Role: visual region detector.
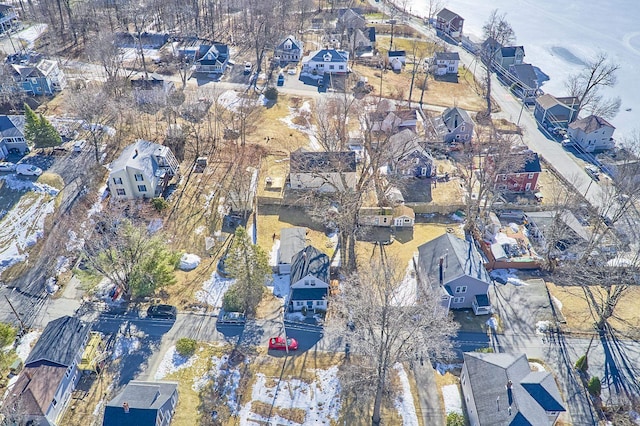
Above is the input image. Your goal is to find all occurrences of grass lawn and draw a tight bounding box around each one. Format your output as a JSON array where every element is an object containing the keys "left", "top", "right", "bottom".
[{"left": 60, "top": 372, "right": 115, "bottom": 426}]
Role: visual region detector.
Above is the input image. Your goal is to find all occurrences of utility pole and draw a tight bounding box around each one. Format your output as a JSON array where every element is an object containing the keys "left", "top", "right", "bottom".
[{"left": 5, "top": 295, "right": 27, "bottom": 333}]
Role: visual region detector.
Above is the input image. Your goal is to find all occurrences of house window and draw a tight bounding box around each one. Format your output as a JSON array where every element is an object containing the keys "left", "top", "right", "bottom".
[
  {"left": 453, "top": 297, "right": 465, "bottom": 304},
  {"left": 528, "top": 173, "right": 534, "bottom": 179},
  {"left": 134, "top": 174, "right": 144, "bottom": 181},
  {"left": 157, "top": 409, "right": 165, "bottom": 424},
  {"left": 116, "top": 188, "right": 126, "bottom": 196},
  {"left": 455, "top": 286, "right": 467, "bottom": 293},
  {"left": 404, "top": 218, "right": 411, "bottom": 223},
  {"left": 52, "top": 399, "right": 58, "bottom": 407},
  {"left": 113, "top": 177, "right": 123, "bottom": 185},
  {"left": 460, "top": 125, "right": 465, "bottom": 132},
  {"left": 137, "top": 184, "right": 147, "bottom": 192},
  {"left": 296, "top": 301, "right": 303, "bottom": 306},
  {"left": 316, "top": 301, "right": 323, "bottom": 306},
  {"left": 339, "top": 65, "right": 344, "bottom": 70},
  {"left": 329, "top": 65, "right": 335, "bottom": 70},
  {"left": 463, "top": 134, "right": 469, "bottom": 141}
]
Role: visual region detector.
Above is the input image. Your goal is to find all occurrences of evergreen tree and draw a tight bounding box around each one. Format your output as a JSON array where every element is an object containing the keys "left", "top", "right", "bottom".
[{"left": 23, "top": 104, "right": 62, "bottom": 148}]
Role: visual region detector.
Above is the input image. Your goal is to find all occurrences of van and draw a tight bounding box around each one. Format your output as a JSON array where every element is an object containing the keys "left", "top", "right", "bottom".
[{"left": 73, "top": 139, "right": 86, "bottom": 152}]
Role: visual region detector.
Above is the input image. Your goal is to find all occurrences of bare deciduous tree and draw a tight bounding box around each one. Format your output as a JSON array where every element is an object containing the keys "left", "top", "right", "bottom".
[{"left": 566, "top": 52, "right": 621, "bottom": 120}]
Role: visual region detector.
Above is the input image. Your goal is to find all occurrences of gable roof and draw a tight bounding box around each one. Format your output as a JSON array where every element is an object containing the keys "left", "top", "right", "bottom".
[
  {"left": 434, "top": 51, "right": 460, "bottom": 61},
  {"left": 109, "top": 139, "right": 173, "bottom": 179},
  {"left": 509, "top": 63, "right": 538, "bottom": 90},
  {"left": 437, "top": 8, "right": 462, "bottom": 22},
  {"left": 568, "top": 114, "right": 615, "bottom": 133},
  {"left": 197, "top": 43, "right": 229, "bottom": 65},
  {"left": 0, "top": 115, "right": 25, "bottom": 139},
  {"left": 500, "top": 46, "right": 524, "bottom": 58},
  {"left": 388, "top": 50, "right": 406, "bottom": 57},
  {"left": 417, "top": 233, "right": 491, "bottom": 286},
  {"left": 392, "top": 204, "right": 415, "bottom": 220},
  {"left": 463, "top": 352, "right": 565, "bottom": 425},
  {"left": 535, "top": 94, "right": 579, "bottom": 111},
  {"left": 308, "top": 49, "right": 349, "bottom": 63},
  {"left": 291, "top": 287, "right": 328, "bottom": 301},
  {"left": 277, "top": 35, "right": 303, "bottom": 51},
  {"left": 290, "top": 149, "right": 356, "bottom": 173},
  {"left": 4, "top": 365, "right": 67, "bottom": 417},
  {"left": 290, "top": 245, "right": 330, "bottom": 285},
  {"left": 26, "top": 316, "right": 90, "bottom": 368},
  {"left": 442, "top": 107, "right": 472, "bottom": 131},
  {"left": 279, "top": 227, "right": 308, "bottom": 265},
  {"left": 103, "top": 381, "right": 178, "bottom": 426}
]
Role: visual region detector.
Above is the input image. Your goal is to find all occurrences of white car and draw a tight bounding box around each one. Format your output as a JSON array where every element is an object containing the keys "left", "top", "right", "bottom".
[
  {"left": 16, "top": 164, "right": 43, "bottom": 176},
  {"left": 0, "top": 162, "right": 16, "bottom": 172},
  {"left": 287, "top": 67, "right": 297, "bottom": 75},
  {"left": 244, "top": 62, "right": 252, "bottom": 74},
  {"left": 73, "top": 139, "right": 87, "bottom": 152}
]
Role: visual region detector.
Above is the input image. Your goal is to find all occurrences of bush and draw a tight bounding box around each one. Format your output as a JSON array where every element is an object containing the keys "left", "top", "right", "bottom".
[
  {"left": 151, "top": 197, "right": 169, "bottom": 212},
  {"left": 587, "top": 376, "right": 601, "bottom": 397},
  {"left": 175, "top": 338, "right": 197, "bottom": 357},
  {"left": 222, "top": 284, "right": 243, "bottom": 313},
  {"left": 575, "top": 355, "right": 588, "bottom": 373},
  {"left": 475, "top": 347, "right": 494, "bottom": 353},
  {"left": 446, "top": 412, "right": 465, "bottom": 426},
  {"left": 264, "top": 87, "right": 278, "bottom": 102}
]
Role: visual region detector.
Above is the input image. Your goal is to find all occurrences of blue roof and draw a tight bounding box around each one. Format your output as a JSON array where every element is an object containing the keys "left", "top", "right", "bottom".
[
  {"left": 104, "top": 381, "right": 177, "bottom": 426},
  {"left": 309, "top": 49, "right": 348, "bottom": 63},
  {"left": 523, "top": 152, "right": 541, "bottom": 173},
  {"left": 291, "top": 287, "right": 328, "bottom": 301},
  {"left": 501, "top": 46, "right": 524, "bottom": 58},
  {"left": 388, "top": 50, "right": 406, "bottom": 57}
]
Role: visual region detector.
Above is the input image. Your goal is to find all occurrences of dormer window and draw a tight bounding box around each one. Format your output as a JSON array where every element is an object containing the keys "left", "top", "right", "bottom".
[{"left": 323, "top": 53, "right": 332, "bottom": 62}]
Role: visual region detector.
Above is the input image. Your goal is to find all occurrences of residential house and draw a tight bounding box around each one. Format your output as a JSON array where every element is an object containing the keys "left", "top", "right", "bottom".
[
  {"left": 130, "top": 73, "right": 176, "bottom": 105},
  {"left": 194, "top": 43, "right": 229, "bottom": 74},
  {"left": 392, "top": 204, "right": 415, "bottom": 227},
  {"left": 388, "top": 50, "right": 406, "bottom": 71},
  {"left": 0, "top": 3, "right": 19, "bottom": 33},
  {"left": 288, "top": 245, "right": 330, "bottom": 312},
  {"left": 417, "top": 233, "right": 492, "bottom": 315},
  {"left": 494, "top": 150, "right": 542, "bottom": 193},
  {"left": 534, "top": 94, "right": 579, "bottom": 129},
  {"left": 358, "top": 205, "right": 415, "bottom": 228},
  {"left": 429, "top": 106, "right": 474, "bottom": 144},
  {"left": 568, "top": 114, "right": 616, "bottom": 152},
  {"left": 384, "top": 129, "right": 433, "bottom": 178},
  {"left": 347, "top": 27, "right": 376, "bottom": 57},
  {"left": 5, "top": 316, "right": 91, "bottom": 425},
  {"left": 103, "top": 381, "right": 178, "bottom": 426},
  {"left": 301, "top": 49, "right": 349, "bottom": 75},
  {"left": 496, "top": 45, "right": 525, "bottom": 70},
  {"left": 433, "top": 51, "right": 460, "bottom": 76},
  {"left": 0, "top": 114, "right": 28, "bottom": 159},
  {"left": 336, "top": 8, "right": 366, "bottom": 32},
  {"left": 274, "top": 35, "right": 304, "bottom": 64},
  {"left": 524, "top": 210, "right": 592, "bottom": 258},
  {"left": 289, "top": 149, "right": 357, "bottom": 192},
  {"left": 108, "top": 139, "right": 180, "bottom": 200},
  {"left": 461, "top": 352, "right": 565, "bottom": 426},
  {"left": 508, "top": 63, "right": 539, "bottom": 101},
  {"left": 435, "top": 8, "right": 464, "bottom": 38},
  {"left": 369, "top": 107, "right": 423, "bottom": 133},
  {"left": 277, "top": 227, "right": 308, "bottom": 274},
  {"left": 11, "top": 59, "right": 67, "bottom": 96}
]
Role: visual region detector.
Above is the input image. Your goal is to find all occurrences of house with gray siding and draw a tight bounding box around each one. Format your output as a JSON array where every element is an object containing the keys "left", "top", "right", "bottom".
[
  {"left": 428, "top": 107, "right": 474, "bottom": 145},
  {"left": 0, "top": 115, "right": 29, "bottom": 159},
  {"left": 275, "top": 35, "right": 304, "bottom": 64},
  {"left": 103, "top": 380, "right": 178, "bottom": 426},
  {"left": 461, "top": 352, "right": 565, "bottom": 426},
  {"left": 5, "top": 316, "right": 90, "bottom": 425},
  {"left": 534, "top": 94, "right": 579, "bottom": 129},
  {"left": 567, "top": 114, "right": 615, "bottom": 152},
  {"left": 417, "top": 233, "right": 491, "bottom": 315}
]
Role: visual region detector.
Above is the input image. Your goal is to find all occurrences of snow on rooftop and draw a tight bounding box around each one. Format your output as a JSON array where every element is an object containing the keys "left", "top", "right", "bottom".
[
  {"left": 442, "top": 384, "right": 463, "bottom": 415},
  {"left": 16, "top": 330, "right": 42, "bottom": 362},
  {"left": 154, "top": 345, "right": 199, "bottom": 380},
  {"left": 394, "top": 363, "right": 419, "bottom": 425},
  {"left": 239, "top": 366, "right": 341, "bottom": 424},
  {"left": 195, "top": 271, "right": 235, "bottom": 307}
]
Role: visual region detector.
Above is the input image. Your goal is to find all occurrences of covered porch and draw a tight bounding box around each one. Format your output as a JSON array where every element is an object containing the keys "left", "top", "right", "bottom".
[{"left": 472, "top": 294, "right": 491, "bottom": 315}]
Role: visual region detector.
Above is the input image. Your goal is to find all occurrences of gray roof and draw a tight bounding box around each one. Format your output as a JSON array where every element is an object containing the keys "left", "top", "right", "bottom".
[
  {"left": 276, "top": 35, "right": 303, "bottom": 52},
  {"left": 291, "top": 287, "right": 328, "bottom": 301},
  {"left": 290, "top": 149, "right": 356, "bottom": 173},
  {"left": 463, "top": 352, "right": 565, "bottom": 425},
  {"left": 417, "top": 233, "right": 491, "bottom": 285},
  {"left": 437, "top": 8, "right": 462, "bottom": 22},
  {"left": 290, "top": 245, "right": 330, "bottom": 285},
  {"left": 569, "top": 114, "right": 615, "bottom": 133},
  {"left": 279, "top": 227, "right": 308, "bottom": 265},
  {"left": 26, "top": 316, "right": 90, "bottom": 368},
  {"left": 388, "top": 50, "right": 406, "bottom": 57},
  {"left": 501, "top": 46, "right": 524, "bottom": 58},
  {"left": 0, "top": 115, "right": 25, "bottom": 139},
  {"left": 434, "top": 51, "right": 460, "bottom": 61},
  {"left": 109, "top": 139, "right": 170, "bottom": 178},
  {"left": 509, "top": 63, "right": 538, "bottom": 90},
  {"left": 104, "top": 381, "right": 178, "bottom": 426},
  {"left": 442, "top": 107, "right": 472, "bottom": 132}
]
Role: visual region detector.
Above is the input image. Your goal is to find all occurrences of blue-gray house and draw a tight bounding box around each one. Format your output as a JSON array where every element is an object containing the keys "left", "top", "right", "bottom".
[
  {"left": 0, "top": 114, "right": 29, "bottom": 160},
  {"left": 194, "top": 43, "right": 229, "bottom": 74},
  {"left": 5, "top": 316, "right": 90, "bottom": 425},
  {"left": 534, "top": 94, "right": 579, "bottom": 129},
  {"left": 103, "top": 380, "right": 178, "bottom": 426},
  {"left": 10, "top": 59, "right": 67, "bottom": 96}
]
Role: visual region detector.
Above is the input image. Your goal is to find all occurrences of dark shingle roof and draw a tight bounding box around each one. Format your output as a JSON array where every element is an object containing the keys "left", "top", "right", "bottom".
[
  {"left": 103, "top": 381, "right": 178, "bottom": 426},
  {"left": 290, "top": 149, "right": 356, "bottom": 173},
  {"left": 291, "top": 287, "right": 328, "bottom": 301},
  {"left": 501, "top": 46, "right": 524, "bottom": 58},
  {"left": 290, "top": 246, "right": 330, "bottom": 285},
  {"left": 568, "top": 115, "right": 615, "bottom": 133},
  {"left": 509, "top": 63, "right": 538, "bottom": 90},
  {"left": 417, "top": 233, "right": 491, "bottom": 285},
  {"left": 441, "top": 107, "right": 471, "bottom": 132},
  {"left": 463, "top": 352, "right": 565, "bottom": 426},
  {"left": 388, "top": 50, "right": 406, "bottom": 57},
  {"left": 434, "top": 51, "right": 460, "bottom": 61},
  {"left": 437, "top": 8, "right": 461, "bottom": 22},
  {"left": 26, "top": 316, "right": 90, "bottom": 368},
  {"left": 308, "top": 49, "right": 348, "bottom": 63},
  {"left": 475, "top": 294, "right": 490, "bottom": 307}
]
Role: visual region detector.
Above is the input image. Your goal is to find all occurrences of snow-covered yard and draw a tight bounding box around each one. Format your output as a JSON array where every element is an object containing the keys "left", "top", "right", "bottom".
[
  {"left": 239, "top": 366, "right": 341, "bottom": 425},
  {"left": 192, "top": 354, "right": 243, "bottom": 415},
  {"left": 442, "top": 384, "right": 463, "bottom": 415},
  {"left": 394, "top": 363, "right": 419, "bottom": 426},
  {"left": 195, "top": 271, "right": 236, "bottom": 308},
  {"left": 280, "top": 101, "right": 320, "bottom": 151},
  {"left": 15, "top": 330, "right": 42, "bottom": 362},
  {"left": 111, "top": 323, "right": 144, "bottom": 360},
  {"left": 154, "top": 345, "right": 199, "bottom": 380}
]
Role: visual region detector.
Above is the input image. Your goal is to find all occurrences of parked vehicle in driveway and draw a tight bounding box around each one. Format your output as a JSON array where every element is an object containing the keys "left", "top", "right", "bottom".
[
  {"left": 147, "top": 304, "right": 177, "bottom": 319},
  {"left": 0, "top": 162, "right": 16, "bottom": 172},
  {"left": 16, "top": 164, "right": 43, "bottom": 176},
  {"left": 218, "top": 311, "right": 246, "bottom": 324},
  {"left": 268, "top": 336, "right": 298, "bottom": 351},
  {"left": 585, "top": 166, "right": 600, "bottom": 181},
  {"left": 244, "top": 62, "right": 252, "bottom": 74},
  {"left": 277, "top": 73, "right": 285, "bottom": 86},
  {"left": 73, "top": 139, "right": 86, "bottom": 152}
]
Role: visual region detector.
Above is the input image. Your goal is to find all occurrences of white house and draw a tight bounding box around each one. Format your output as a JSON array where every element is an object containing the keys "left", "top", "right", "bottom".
[
  {"left": 301, "top": 49, "right": 349, "bottom": 75},
  {"left": 288, "top": 246, "right": 330, "bottom": 312},
  {"left": 108, "top": 139, "right": 180, "bottom": 200},
  {"left": 0, "top": 115, "right": 29, "bottom": 159},
  {"left": 433, "top": 51, "right": 460, "bottom": 76},
  {"left": 275, "top": 35, "right": 304, "bottom": 64},
  {"left": 568, "top": 115, "right": 615, "bottom": 152},
  {"left": 289, "top": 149, "right": 357, "bottom": 192},
  {"left": 194, "top": 43, "right": 229, "bottom": 74}
]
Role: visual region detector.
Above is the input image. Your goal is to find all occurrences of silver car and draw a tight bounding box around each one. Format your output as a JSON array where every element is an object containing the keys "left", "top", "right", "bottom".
[{"left": 0, "top": 162, "right": 16, "bottom": 172}]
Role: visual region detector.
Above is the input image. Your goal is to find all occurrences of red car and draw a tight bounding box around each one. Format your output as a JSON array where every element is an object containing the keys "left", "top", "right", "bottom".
[{"left": 268, "top": 336, "right": 298, "bottom": 351}]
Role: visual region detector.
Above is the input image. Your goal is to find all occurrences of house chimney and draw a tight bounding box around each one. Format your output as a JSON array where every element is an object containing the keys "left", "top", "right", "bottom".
[
  {"left": 123, "top": 402, "right": 129, "bottom": 413},
  {"left": 439, "top": 257, "right": 444, "bottom": 285},
  {"left": 133, "top": 149, "right": 139, "bottom": 159},
  {"left": 506, "top": 380, "right": 513, "bottom": 389}
]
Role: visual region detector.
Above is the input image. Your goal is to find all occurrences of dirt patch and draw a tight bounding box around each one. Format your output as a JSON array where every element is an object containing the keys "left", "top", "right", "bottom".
[{"left": 59, "top": 372, "right": 114, "bottom": 426}]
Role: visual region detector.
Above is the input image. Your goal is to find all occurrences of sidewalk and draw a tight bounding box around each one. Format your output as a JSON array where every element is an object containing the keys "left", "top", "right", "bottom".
[{"left": 412, "top": 361, "right": 445, "bottom": 426}]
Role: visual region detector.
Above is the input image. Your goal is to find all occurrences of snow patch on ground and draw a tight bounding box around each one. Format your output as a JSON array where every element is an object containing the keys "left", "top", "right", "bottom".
[
  {"left": 195, "top": 271, "right": 235, "bottom": 307},
  {"left": 154, "top": 345, "right": 198, "bottom": 380},
  {"left": 394, "top": 363, "right": 419, "bottom": 426},
  {"left": 536, "top": 320, "right": 552, "bottom": 335},
  {"left": 16, "top": 331, "right": 41, "bottom": 362},
  {"left": 192, "top": 355, "right": 242, "bottom": 415},
  {"left": 285, "top": 311, "right": 306, "bottom": 322},
  {"left": 112, "top": 324, "right": 144, "bottom": 359},
  {"left": 0, "top": 175, "right": 60, "bottom": 196},
  {"left": 280, "top": 104, "right": 320, "bottom": 150},
  {"left": 486, "top": 317, "right": 498, "bottom": 330},
  {"left": 490, "top": 269, "right": 529, "bottom": 286},
  {"left": 552, "top": 295, "right": 563, "bottom": 310},
  {"left": 16, "top": 24, "right": 48, "bottom": 48},
  {"left": 442, "top": 384, "right": 463, "bottom": 414},
  {"left": 179, "top": 253, "right": 201, "bottom": 271},
  {"left": 66, "top": 230, "right": 84, "bottom": 252},
  {"left": 239, "top": 366, "right": 341, "bottom": 425},
  {"left": 147, "top": 218, "right": 163, "bottom": 234},
  {"left": 393, "top": 261, "right": 418, "bottom": 306},
  {"left": 269, "top": 239, "right": 280, "bottom": 266},
  {"left": 218, "top": 90, "right": 264, "bottom": 112},
  {"left": 530, "top": 362, "right": 546, "bottom": 372}
]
